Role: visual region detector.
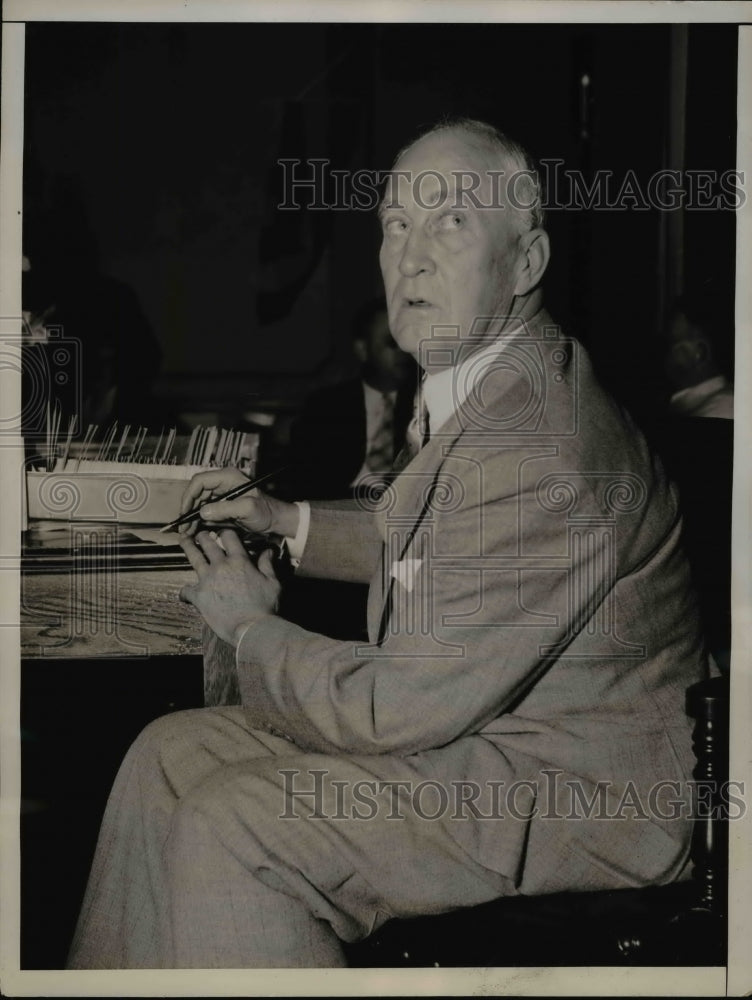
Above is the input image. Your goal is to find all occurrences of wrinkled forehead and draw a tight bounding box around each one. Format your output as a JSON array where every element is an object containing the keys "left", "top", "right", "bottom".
[{"left": 380, "top": 133, "right": 514, "bottom": 215}]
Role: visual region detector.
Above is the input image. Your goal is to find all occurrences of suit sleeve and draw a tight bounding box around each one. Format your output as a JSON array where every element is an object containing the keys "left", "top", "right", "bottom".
[
  {"left": 296, "top": 500, "right": 382, "bottom": 584},
  {"left": 236, "top": 458, "right": 672, "bottom": 756}
]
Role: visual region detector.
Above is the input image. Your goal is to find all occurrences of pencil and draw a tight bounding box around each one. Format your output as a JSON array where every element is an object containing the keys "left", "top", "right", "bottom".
[{"left": 159, "top": 467, "right": 284, "bottom": 533}]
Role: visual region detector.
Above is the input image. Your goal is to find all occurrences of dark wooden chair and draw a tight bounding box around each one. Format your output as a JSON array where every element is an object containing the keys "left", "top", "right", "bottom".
[{"left": 345, "top": 675, "right": 729, "bottom": 968}]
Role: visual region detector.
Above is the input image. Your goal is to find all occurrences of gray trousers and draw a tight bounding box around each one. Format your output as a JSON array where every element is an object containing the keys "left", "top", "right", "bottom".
[{"left": 66, "top": 706, "right": 513, "bottom": 968}]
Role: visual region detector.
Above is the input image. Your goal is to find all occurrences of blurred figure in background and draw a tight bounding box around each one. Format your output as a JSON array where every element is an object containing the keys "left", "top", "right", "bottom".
[
  {"left": 22, "top": 174, "right": 163, "bottom": 432},
  {"left": 274, "top": 299, "right": 417, "bottom": 641},
  {"left": 665, "top": 295, "right": 734, "bottom": 420},
  {"left": 281, "top": 299, "right": 417, "bottom": 500},
  {"left": 657, "top": 292, "right": 734, "bottom": 672}
]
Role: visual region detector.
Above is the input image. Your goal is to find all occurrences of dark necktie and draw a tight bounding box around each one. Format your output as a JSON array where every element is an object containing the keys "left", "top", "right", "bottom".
[
  {"left": 378, "top": 379, "right": 433, "bottom": 644},
  {"left": 391, "top": 378, "right": 430, "bottom": 474}
]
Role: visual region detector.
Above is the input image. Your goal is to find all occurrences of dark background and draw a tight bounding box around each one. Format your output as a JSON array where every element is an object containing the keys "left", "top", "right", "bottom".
[
  {"left": 23, "top": 21, "right": 738, "bottom": 429},
  {"left": 19, "top": 20, "right": 738, "bottom": 971}
]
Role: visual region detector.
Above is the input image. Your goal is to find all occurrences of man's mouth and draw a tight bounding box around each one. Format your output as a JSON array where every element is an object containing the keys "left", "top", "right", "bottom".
[{"left": 404, "top": 298, "right": 433, "bottom": 308}]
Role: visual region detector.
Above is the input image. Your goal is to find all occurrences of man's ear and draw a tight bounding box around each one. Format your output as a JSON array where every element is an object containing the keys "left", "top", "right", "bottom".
[{"left": 513, "top": 228, "right": 551, "bottom": 296}]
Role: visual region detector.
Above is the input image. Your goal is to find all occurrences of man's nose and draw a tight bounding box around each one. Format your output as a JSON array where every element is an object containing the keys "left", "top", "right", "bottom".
[{"left": 398, "top": 229, "right": 435, "bottom": 278}]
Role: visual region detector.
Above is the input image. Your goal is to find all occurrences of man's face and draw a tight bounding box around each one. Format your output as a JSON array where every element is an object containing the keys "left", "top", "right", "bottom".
[
  {"left": 665, "top": 310, "right": 713, "bottom": 388},
  {"left": 379, "top": 130, "right": 526, "bottom": 367}
]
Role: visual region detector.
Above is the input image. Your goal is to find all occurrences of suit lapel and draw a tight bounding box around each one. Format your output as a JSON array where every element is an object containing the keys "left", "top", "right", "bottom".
[
  {"left": 371, "top": 310, "right": 562, "bottom": 642},
  {"left": 383, "top": 310, "right": 559, "bottom": 508}
]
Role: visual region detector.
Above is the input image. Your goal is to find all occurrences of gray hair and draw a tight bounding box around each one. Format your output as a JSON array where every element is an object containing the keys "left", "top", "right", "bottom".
[{"left": 393, "top": 116, "right": 545, "bottom": 233}]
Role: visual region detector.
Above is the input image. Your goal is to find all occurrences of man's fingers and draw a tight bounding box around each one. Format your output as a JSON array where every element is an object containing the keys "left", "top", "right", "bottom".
[
  {"left": 179, "top": 582, "right": 197, "bottom": 604},
  {"left": 180, "top": 473, "right": 225, "bottom": 514},
  {"left": 256, "top": 547, "right": 277, "bottom": 581},
  {"left": 179, "top": 534, "right": 209, "bottom": 574},
  {"left": 218, "top": 529, "right": 246, "bottom": 558},
  {"left": 177, "top": 488, "right": 212, "bottom": 535},
  {"left": 177, "top": 518, "right": 199, "bottom": 537},
  {"left": 200, "top": 496, "right": 257, "bottom": 524},
  {"left": 194, "top": 530, "right": 226, "bottom": 562},
  {"left": 180, "top": 469, "right": 248, "bottom": 515}
]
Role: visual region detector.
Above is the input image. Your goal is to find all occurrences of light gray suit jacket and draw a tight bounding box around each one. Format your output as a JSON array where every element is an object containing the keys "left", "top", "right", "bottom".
[{"left": 217, "top": 311, "right": 707, "bottom": 896}]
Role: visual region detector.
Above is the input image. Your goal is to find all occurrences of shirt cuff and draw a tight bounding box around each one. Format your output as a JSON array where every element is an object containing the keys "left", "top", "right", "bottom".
[
  {"left": 286, "top": 500, "right": 310, "bottom": 567},
  {"left": 234, "top": 620, "right": 258, "bottom": 655}
]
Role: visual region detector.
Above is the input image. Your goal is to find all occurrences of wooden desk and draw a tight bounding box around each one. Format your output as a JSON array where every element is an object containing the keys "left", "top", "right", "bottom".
[
  {"left": 19, "top": 525, "right": 206, "bottom": 969},
  {"left": 21, "top": 524, "right": 203, "bottom": 659},
  {"left": 21, "top": 566, "right": 202, "bottom": 658}
]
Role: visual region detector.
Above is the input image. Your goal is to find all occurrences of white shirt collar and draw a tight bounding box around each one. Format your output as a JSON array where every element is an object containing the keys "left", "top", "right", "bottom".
[{"left": 422, "top": 328, "right": 518, "bottom": 434}]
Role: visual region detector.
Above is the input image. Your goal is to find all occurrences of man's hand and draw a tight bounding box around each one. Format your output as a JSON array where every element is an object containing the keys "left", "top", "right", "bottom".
[
  {"left": 178, "top": 468, "right": 300, "bottom": 538},
  {"left": 178, "top": 529, "right": 281, "bottom": 646}
]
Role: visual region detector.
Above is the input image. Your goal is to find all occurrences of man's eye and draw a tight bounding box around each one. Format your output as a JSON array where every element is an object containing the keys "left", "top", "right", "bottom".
[
  {"left": 383, "top": 218, "right": 408, "bottom": 235},
  {"left": 436, "top": 213, "right": 464, "bottom": 232}
]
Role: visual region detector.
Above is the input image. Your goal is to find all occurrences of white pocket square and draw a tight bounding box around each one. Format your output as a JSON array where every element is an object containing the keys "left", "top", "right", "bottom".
[{"left": 391, "top": 558, "right": 423, "bottom": 593}]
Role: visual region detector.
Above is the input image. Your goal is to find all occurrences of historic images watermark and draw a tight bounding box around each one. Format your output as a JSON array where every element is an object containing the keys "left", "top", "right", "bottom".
[
  {"left": 276, "top": 160, "right": 745, "bottom": 213},
  {"left": 0, "top": 322, "right": 82, "bottom": 442},
  {"left": 352, "top": 322, "right": 648, "bottom": 662},
  {"left": 277, "top": 768, "right": 745, "bottom": 823},
  {"left": 19, "top": 473, "right": 152, "bottom": 657}
]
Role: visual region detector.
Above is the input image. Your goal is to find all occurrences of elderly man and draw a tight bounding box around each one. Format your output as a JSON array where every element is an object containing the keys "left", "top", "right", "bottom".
[{"left": 68, "top": 119, "right": 707, "bottom": 969}]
